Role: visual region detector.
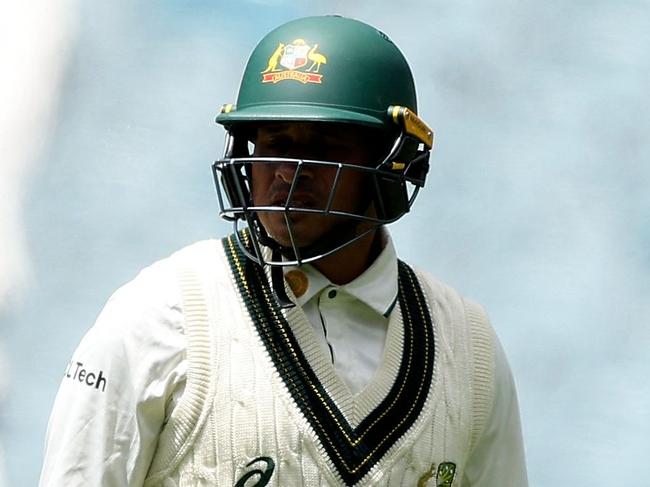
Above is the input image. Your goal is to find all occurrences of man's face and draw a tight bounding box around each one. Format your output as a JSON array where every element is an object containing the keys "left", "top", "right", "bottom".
[{"left": 250, "top": 122, "right": 383, "bottom": 249}]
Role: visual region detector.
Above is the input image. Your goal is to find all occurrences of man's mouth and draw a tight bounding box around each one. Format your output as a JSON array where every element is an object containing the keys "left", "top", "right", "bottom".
[
  {"left": 269, "top": 181, "right": 319, "bottom": 208},
  {"left": 270, "top": 191, "right": 319, "bottom": 209}
]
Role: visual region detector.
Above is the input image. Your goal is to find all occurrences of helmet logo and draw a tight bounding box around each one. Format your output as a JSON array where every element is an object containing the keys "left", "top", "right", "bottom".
[{"left": 261, "top": 39, "right": 327, "bottom": 84}]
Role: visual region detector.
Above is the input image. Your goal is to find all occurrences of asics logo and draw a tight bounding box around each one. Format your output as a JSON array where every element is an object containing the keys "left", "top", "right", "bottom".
[{"left": 234, "top": 456, "right": 275, "bottom": 487}]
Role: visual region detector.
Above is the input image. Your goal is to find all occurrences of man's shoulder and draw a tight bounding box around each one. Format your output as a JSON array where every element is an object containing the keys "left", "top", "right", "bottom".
[
  {"left": 164, "top": 238, "right": 225, "bottom": 268},
  {"left": 137, "top": 239, "right": 224, "bottom": 278},
  {"left": 405, "top": 263, "right": 491, "bottom": 329},
  {"left": 105, "top": 239, "right": 224, "bottom": 310},
  {"left": 406, "top": 264, "right": 467, "bottom": 306},
  {"left": 406, "top": 264, "right": 498, "bottom": 400}
]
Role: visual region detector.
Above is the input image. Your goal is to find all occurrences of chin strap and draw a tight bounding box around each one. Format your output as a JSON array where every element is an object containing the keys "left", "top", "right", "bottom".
[{"left": 271, "top": 248, "right": 295, "bottom": 309}]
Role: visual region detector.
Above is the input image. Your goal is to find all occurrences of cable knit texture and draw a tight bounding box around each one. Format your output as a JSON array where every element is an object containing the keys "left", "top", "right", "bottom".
[{"left": 144, "top": 240, "right": 496, "bottom": 486}]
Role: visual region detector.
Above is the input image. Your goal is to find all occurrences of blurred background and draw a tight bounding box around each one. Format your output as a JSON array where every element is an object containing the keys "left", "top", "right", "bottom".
[{"left": 1, "top": 0, "right": 649, "bottom": 485}]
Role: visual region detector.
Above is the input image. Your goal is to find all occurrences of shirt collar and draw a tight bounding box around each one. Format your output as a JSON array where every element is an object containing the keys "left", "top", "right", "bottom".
[{"left": 283, "top": 230, "right": 399, "bottom": 316}]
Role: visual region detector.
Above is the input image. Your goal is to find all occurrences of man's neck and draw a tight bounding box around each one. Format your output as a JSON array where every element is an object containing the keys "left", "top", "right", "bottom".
[{"left": 312, "top": 228, "right": 383, "bottom": 285}]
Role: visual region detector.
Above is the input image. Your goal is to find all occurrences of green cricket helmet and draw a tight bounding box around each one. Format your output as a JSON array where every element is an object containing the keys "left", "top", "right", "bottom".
[{"left": 213, "top": 15, "right": 434, "bottom": 274}]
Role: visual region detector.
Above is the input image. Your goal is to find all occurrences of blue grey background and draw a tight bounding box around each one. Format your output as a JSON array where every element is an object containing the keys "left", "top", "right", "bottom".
[{"left": 2, "top": 0, "right": 649, "bottom": 485}]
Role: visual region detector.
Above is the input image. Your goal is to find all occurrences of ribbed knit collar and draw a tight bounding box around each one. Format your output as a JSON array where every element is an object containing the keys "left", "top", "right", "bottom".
[{"left": 283, "top": 229, "right": 398, "bottom": 317}]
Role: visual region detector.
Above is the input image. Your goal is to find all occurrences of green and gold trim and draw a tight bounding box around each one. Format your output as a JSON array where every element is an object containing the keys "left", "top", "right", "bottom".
[{"left": 223, "top": 231, "right": 435, "bottom": 485}]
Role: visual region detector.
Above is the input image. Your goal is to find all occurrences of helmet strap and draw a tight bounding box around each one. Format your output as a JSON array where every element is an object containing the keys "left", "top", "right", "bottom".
[{"left": 271, "top": 248, "right": 296, "bottom": 309}]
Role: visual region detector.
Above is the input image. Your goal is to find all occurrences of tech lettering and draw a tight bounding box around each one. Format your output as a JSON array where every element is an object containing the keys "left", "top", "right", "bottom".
[{"left": 64, "top": 361, "right": 107, "bottom": 392}]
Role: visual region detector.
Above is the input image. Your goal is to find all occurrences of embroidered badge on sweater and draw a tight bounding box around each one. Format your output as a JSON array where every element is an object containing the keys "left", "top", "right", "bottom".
[
  {"left": 418, "top": 462, "right": 457, "bottom": 487},
  {"left": 224, "top": 231, "right": 436, "bottom": 486}
]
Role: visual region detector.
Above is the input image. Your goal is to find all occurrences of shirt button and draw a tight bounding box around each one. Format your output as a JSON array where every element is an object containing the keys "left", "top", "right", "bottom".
[{"left": 328, "top": 289, "right": 337, "bottom": 299}]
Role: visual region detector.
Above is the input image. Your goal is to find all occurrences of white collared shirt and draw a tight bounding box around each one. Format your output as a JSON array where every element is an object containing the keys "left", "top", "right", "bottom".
[{"left": 284, "top": 235, "right": 398, "bottom": 394}]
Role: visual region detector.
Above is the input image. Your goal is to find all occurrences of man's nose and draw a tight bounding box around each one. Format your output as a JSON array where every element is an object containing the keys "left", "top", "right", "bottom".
[{"left": 274, "top": 162, "right": 313, "bottom": 185}]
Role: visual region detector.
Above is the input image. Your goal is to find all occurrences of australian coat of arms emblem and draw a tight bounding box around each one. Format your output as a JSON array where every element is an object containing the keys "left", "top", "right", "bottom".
[
  {"left": 261, "top": 38, "right": 327, "bottom": 84},
  {"left": 417, "top": 462, "right": 457, "bottom": 487}
]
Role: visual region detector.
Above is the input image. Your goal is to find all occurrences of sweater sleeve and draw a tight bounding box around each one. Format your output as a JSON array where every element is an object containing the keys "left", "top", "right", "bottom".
[
  {"left": 39, "top": 260, "right": 187, "bottom": 487},
  {"left": 461, "top": 333, "right": 528, "bottom": 486}
]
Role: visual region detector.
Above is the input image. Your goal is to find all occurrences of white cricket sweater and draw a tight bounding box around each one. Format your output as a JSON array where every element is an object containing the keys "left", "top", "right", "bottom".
[
  {"left": 142, "top": 235, "right": 522, "bottom": 486},
  {"left": 40, "top": 235, "right": 527, "bottom": 486}
]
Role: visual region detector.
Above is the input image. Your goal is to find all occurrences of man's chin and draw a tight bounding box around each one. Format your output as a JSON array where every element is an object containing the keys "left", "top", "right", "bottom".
[
  {"left": 265, "top": 230, "right": 315, "bottom": 250},
  {"left": 258, "top": 212, "right": 348, "bottom": 251},
  {"left": 260, "top": 221, "right": 321, "bottom": 250}
]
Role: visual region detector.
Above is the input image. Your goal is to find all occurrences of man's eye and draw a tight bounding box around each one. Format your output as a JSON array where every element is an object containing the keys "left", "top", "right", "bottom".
[{"left": 258, "top": 136, "right": 292, "bottom": 156}]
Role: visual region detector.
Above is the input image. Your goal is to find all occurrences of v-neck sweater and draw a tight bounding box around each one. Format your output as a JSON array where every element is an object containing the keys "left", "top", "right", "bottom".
[{"left": 40, "top": 236, "right": 528, "bottom": 487}]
